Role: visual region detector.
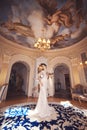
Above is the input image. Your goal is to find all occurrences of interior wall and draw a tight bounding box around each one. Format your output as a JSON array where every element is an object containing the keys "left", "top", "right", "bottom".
[
  {"left": 78, "top": 64, "right": 87, "bottom": 86},
  {"left": 0, "top": 48, "right": 2, "bottom": 74},
  {"left": 4, "top": 54, "right": 35, "bottom": 100},
  {"left": 0, "top": 35, "right": 87, "bottom": 100}
]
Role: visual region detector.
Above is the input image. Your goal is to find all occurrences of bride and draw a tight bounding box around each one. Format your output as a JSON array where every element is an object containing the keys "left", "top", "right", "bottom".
[{"left": 29, "top": 63, "right": 54, "bottom": 118}]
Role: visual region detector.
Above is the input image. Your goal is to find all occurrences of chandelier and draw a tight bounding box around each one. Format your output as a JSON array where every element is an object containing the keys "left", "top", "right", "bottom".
[{"left": 34, "top": 37, "right": 51, "bottom": 51}]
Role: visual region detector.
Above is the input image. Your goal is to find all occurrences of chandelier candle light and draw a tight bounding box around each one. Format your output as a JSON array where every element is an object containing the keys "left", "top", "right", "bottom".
[{"left": 34, "top": 37, "right": 51, "bottom": 51}]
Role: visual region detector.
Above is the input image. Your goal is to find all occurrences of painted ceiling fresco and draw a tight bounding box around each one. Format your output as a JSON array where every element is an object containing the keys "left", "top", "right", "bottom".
[{"left": 0, "top": 0, "right": 87, "bottom": 49}]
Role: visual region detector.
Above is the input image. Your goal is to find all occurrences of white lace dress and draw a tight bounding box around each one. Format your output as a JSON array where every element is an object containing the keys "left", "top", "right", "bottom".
[{"left": 29, "top": 70, "right": 54, "bottom": 118}]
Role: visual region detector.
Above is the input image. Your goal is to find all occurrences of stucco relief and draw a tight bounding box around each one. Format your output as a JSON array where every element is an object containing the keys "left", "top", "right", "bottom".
[{"left": 3, "top": 54, "right": 11, "bottom": 63}]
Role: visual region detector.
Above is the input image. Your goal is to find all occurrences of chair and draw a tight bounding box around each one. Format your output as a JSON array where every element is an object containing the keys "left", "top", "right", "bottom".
[
  {"left": 71, "top": 84, "right": 87, "bottom": 103},
  {"left": 0, "top": 83, "right": 8, "bottom": 103}
]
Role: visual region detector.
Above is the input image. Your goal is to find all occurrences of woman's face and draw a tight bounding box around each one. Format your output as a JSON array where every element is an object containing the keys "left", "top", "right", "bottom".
[
  {"left": 38, "top": 64, "right": 47, "bottom": 73},
  {"left": 42, "top": 65, "right": 47, "bottom": 70},
  {"left": 38, "top": 66, "right": 43, "bottom": 73}
]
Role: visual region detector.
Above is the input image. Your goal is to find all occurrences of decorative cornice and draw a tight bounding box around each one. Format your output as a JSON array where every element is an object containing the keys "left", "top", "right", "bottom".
[{"left": 0, "top": 35, "right": 87, "bottom": 60}]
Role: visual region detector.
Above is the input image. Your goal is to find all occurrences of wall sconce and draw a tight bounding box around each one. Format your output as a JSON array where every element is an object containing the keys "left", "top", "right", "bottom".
[
  {"left": 85, "top": 60, "right": 87, "bottom": 65},
  {"left": 80, "top": 60, "right": 87, "bottom": 65},
  {"left": 80, "top": 62, "right": 83, "bottom": 65}
]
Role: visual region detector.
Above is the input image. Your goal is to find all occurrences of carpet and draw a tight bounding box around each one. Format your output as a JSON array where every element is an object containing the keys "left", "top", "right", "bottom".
[{"left": 0, "top": 101, "right": 87, "bottom": 130}]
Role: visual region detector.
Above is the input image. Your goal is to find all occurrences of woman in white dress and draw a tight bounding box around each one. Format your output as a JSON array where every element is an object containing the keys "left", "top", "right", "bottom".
[{"left": 29, "top": 64, "right": 54, "bottom": 118}]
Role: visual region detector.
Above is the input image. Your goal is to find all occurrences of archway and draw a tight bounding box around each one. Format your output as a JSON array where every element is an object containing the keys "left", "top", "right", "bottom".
[
  {"left": 6, "top": 62, "right": 29, "bottom": 99},
  {"left": 54, "top": 63, "right": 72, "bottom": 99}
]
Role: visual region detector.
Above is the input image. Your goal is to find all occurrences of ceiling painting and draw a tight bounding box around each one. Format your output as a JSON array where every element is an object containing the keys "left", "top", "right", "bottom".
[{"left": 0, "top": 0, "right": 87, "bottom": 49}]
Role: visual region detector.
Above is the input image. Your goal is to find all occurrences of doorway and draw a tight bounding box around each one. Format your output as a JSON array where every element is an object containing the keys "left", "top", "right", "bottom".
[
  {"left": 54, "top": 63, "right": 71, "bottom": 99},
  {"left": 6, "top": 62, "right": 29, "bottom": 99}
]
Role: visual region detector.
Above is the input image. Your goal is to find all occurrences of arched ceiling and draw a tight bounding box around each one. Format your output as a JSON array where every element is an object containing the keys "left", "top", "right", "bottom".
[{"left": 0, "top": 0, "right": 87, "bottom": 50}]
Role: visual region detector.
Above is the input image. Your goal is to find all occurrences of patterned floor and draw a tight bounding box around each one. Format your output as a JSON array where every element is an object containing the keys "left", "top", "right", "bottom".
[{"left": 0, "top": 101, "right": 87, "bottom": 130}]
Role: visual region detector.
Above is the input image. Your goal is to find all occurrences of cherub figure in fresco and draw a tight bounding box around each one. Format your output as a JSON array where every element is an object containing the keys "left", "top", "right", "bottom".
[{"left": 45, "top": 10, "right": 73, "bottom": 28}]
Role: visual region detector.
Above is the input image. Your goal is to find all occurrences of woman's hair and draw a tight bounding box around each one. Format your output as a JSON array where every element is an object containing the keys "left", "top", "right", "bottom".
[
  {"left": 38, "top": 63, "right": 47, "bottom": 73},
  {"left": 40, "top": 63, "right": 47, "bottom": 67}
]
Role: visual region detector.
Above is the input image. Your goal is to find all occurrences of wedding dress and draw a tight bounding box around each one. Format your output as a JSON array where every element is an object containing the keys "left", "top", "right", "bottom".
[{"left": 29, "top": 70, "right": 54, "bottom": 118}]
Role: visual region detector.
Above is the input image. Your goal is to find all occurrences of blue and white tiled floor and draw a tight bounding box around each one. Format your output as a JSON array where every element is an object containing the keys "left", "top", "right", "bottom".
[{"left": 0, "top": 101, "right": 87, "bottom": 130}]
